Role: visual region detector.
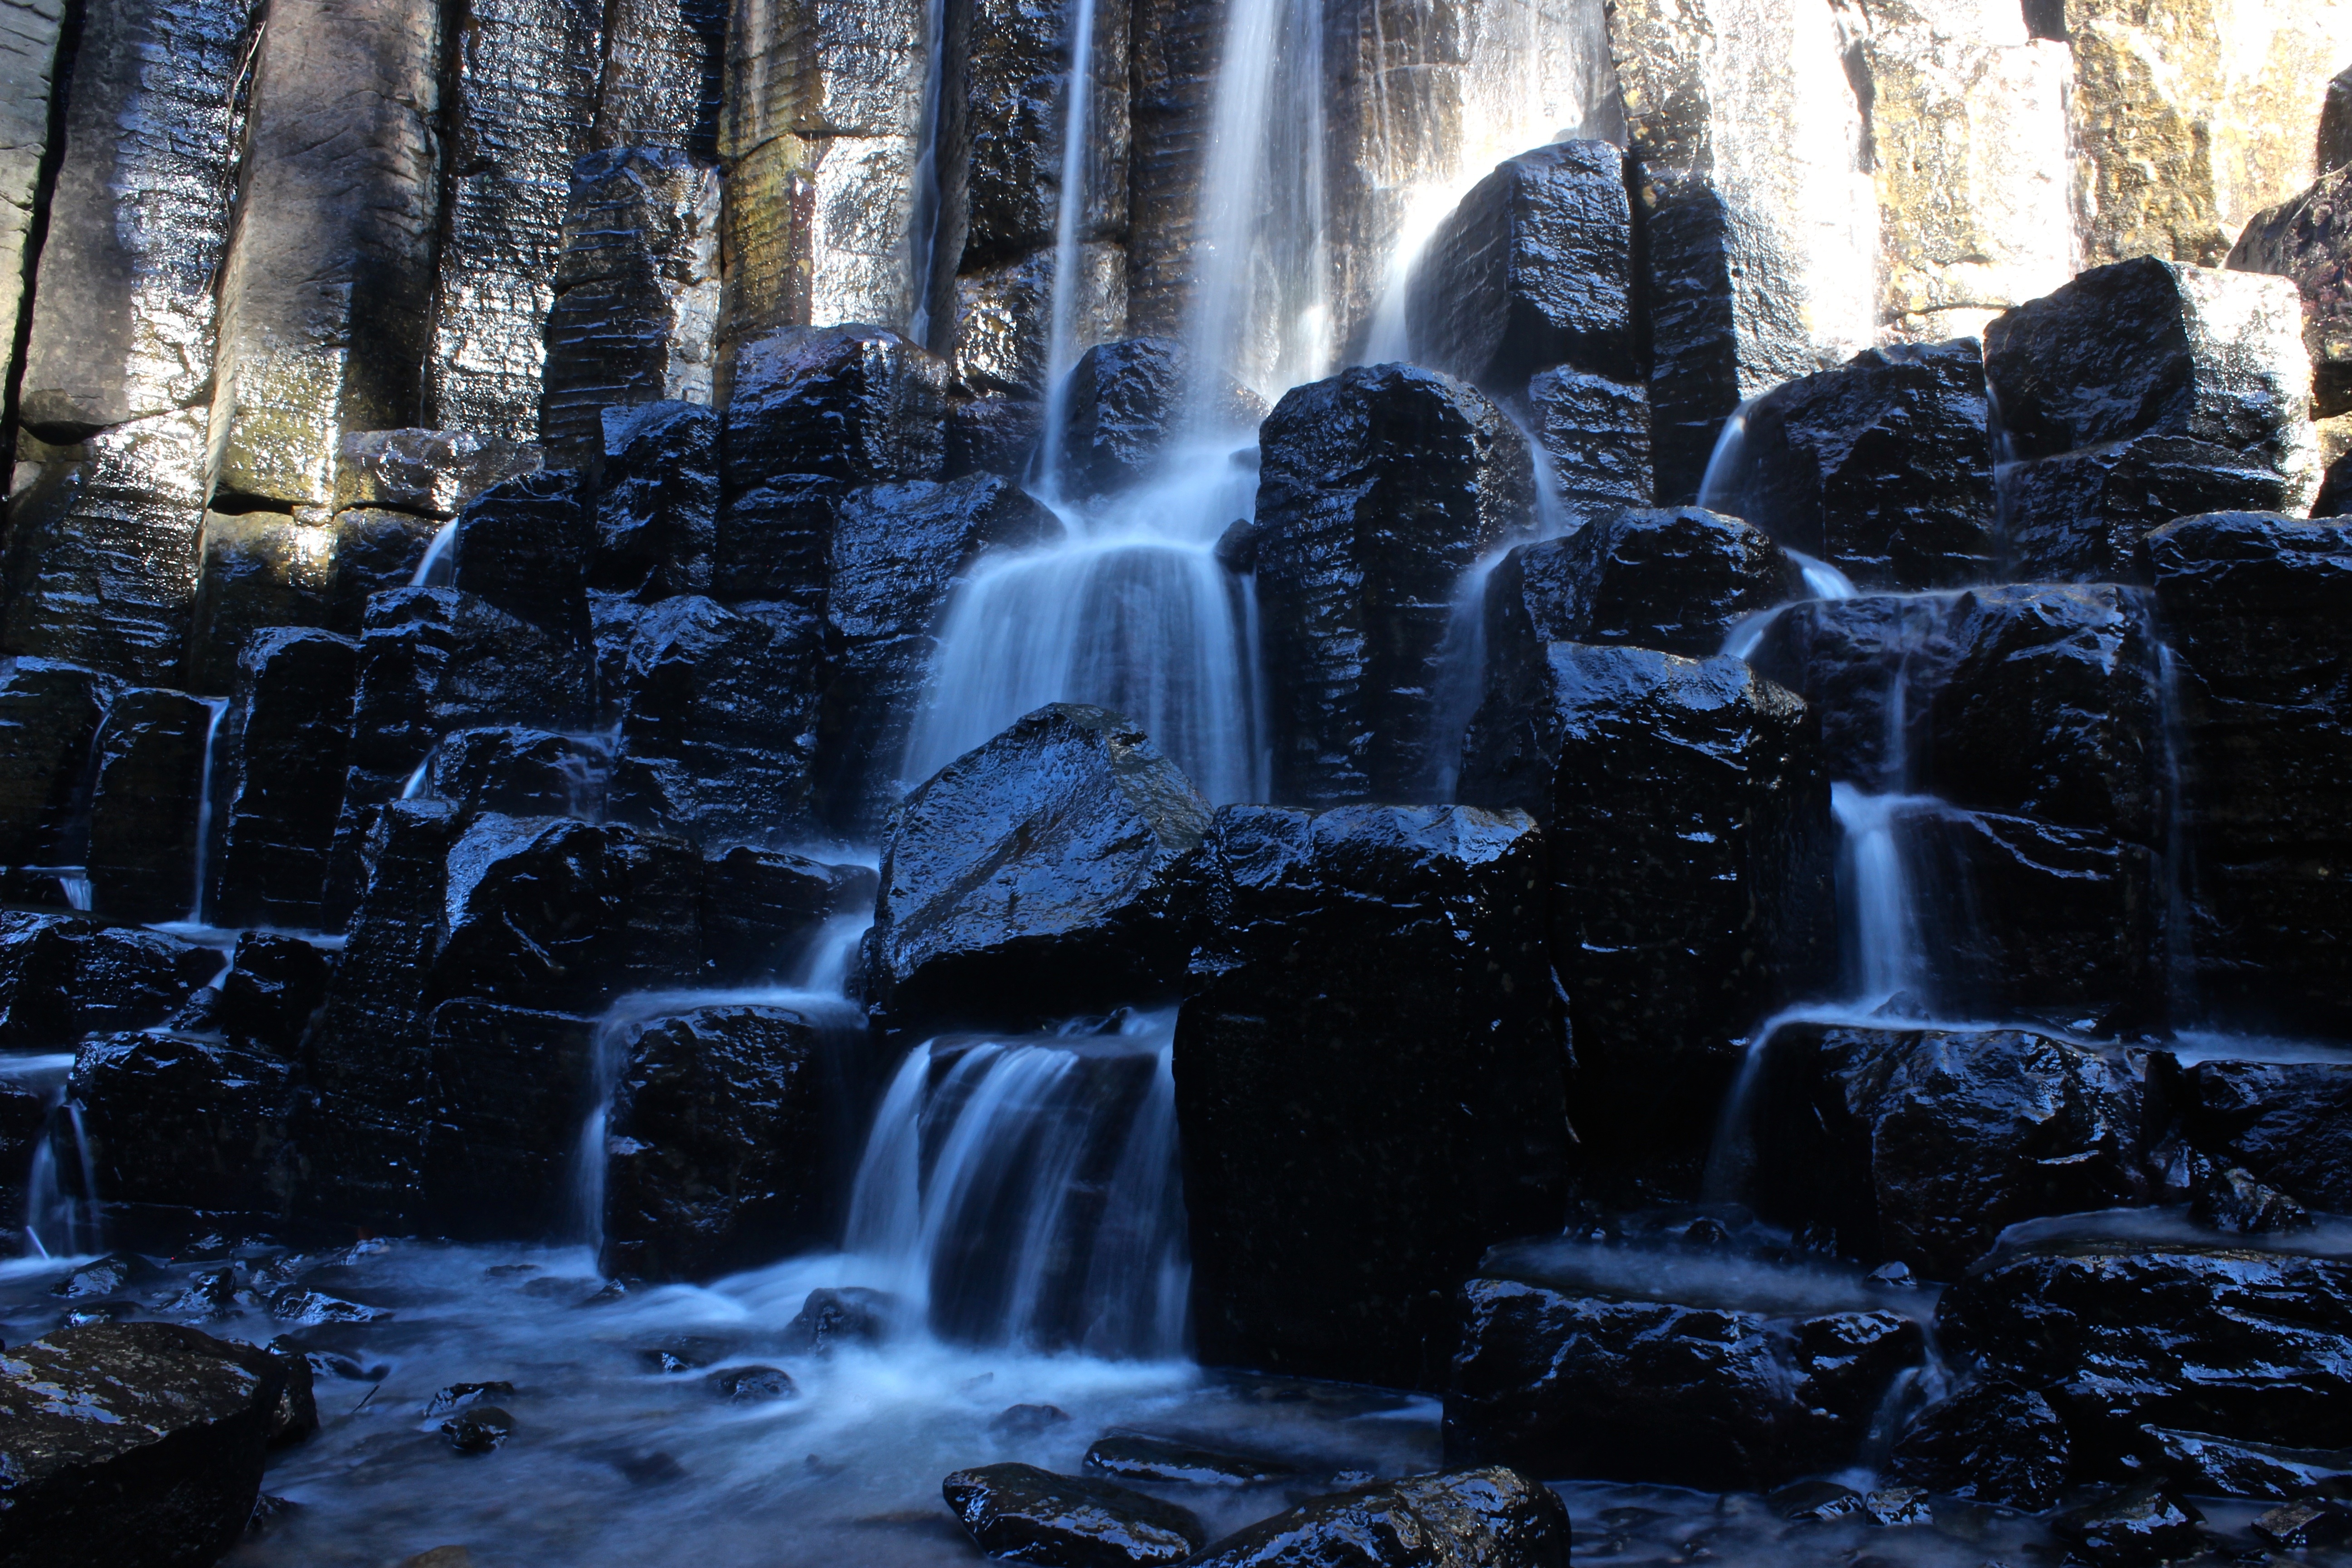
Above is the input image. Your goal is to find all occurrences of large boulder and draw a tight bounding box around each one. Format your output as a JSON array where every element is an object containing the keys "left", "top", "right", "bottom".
[
  {"left": 1446, "top": 1260, "right": 1925, "bottom": 1492},
  {"left": 1938, "top": 1240, "right": 2352, "bottom": 1475},
  {"left": 67, "top": 1031, "right": 295, "bottom": 1218},
  {"left": 2180, "top": 1055, "right": 2352, "bottom": 1215},
  {"left": 942, "top": 1463, "right": 1205, "bottom": 1568},
  {"left": 708, "top": 473, "right": 839, "bottom": 609},
  {"left": 605, "top": 595, "right": 824, "bottom": 850},
  {"left": 422, "top": 1001, "right": 600, "bottom": 1240},
  {"left": 0, "top": 1321, "right": 299, "bottom": 1566},
  {"left": 588, "top": 400, "right": 716, "bottom": 598},
  {"left": 1183, "top": 1467, "right": 1571, "bottom": 1568},
  {"left": 865, "top": 704, "right": 1209, "bottom": 1035},
  {"left": 425, "top": 726, "right": 608, "bottom": 820},
  {"left": 1404, "top": 140, "right": 1636, "bottom": 395},
  {"left": 86, "top": 688, "right": 214, "bottom": 923},
  {"left": 1050, "top": 337, "right": 1264, "bottom": 499},
  {"left": 720, "top": 325, "right": 947, "bottom": 497},
  {"left": 1460, "top": 645, "right": 1834, "bottom": 1187},
  {"left": 2227, "top": 166, "right": 2352, "bottom": 419},
  {"left": 1480, "top": 506, "right": 1801, "bottom": 662},
  {"left": 1890, "top": 1377, "right": 2073, "bottom": 1512},
  {"left": 1525, "top": 366, "right": 1652, "bottom": 512},
  {"left": 1174, "top": 804, "right": 1567, "bottom": 1390},
  {"left": 213, "top": 931, "right": 335, "bottom": 1057},
  {"left": 1984, "top": 260, "right": 2320, "bottom": 580},
  {"left": 1748, "top": 594, "right": 1963, "bottom": 787},
  {"left": 598, "top": 1004, "right": 840, "bottom": 1282},
  {"left": 1252, "top": 363, "right": 1534, "bottom": 804},
  {"left": 450, "top": 470, "right": 593, "bottom": 647},
  {"left": 208, "top": 627, "right": 358, "bottom": 930},
  {"left": 814, "top": 473, "right": 1057, "bottom": 835},
  {"left": 2148, "top": 513, "right": 2352, "bottom": 1036},
  {"left": 1748, "top": 1024, "right": 2155, "bottom": 1280}
]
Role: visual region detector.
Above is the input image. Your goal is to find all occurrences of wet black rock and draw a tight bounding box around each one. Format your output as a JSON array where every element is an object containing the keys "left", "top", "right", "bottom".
[
  {"left": 2254, "top": 1497, "right": 2352, "bottom": 1548},
  {"left": 708, "top": 475, "right": 839, "bottom": 609},
  {"left": 1525, "top": 367, "right": 1653, "bottom": 511},
  {"left": 1183, "top": 1465, "right": 1571, "bottom": 1568},
  {"left": 1254, "top": 363, "right": 1534, "bottom": 804},
  {"left": 815, "top": 474, "right": 1057, "bottom": 836},
  {"left": 1446, "top": 1274, "right": 1924, "bottom": 1492},
  {"left": 451, "top": 471, "right": 593, "bottom": 648},
  {"left": 0, "top": 914, "right": 82, "bottom": 1047},
  {"left": 1051, "top": 337, "right": 1264, "bottom": 500},
  {"left": 442, "top": 1405, "right": 516, "bottom": 1454},
  {"left": 1083, "top": 1432, "right": 1294, "bottom": 1488},
  {"left": 69, "top": 1032, "right": 294, "bottom": 1216},
  {"left": 2180, "top": 1056, "right": 2352, "bottom": 1215},
  {"left": 1461, "top": 644, "right": 1833, "bottom": 1187},
  {"left": 2145, "top": 1425, "right": 2352, "bottom": 1500},
  {"left": 0, "top": 1321, "right": 298, "bottom": 1565},
  {"left": 1406, "top": 139, "right": 1635, "bottom": 393},
  {"left": 598, "top": 1005, "right": 837, "bottom": 1282},
  {"left": 1985, "top": 258, "right": 2315, "bottom": 581},
  {"left": 947, "top": 393, "right": 1045, "bottom": 479},
  {"left": 0, "top": 1077, "right": 47, "bottom": 1234},
  {"left": 779, "top": 1287, "right": 894, "bottom": 1355},
  {"left": 590, "top": 401, "right": 716, "bottom": 598},
  {"left": 86, "top": 687, "right": 212, "bottom": 922},
  {"left": 424, "top": 1381, "right": 516, "bottom": 1417},
  {"left": 989, "top": 1403, "right": 1072, "bottom": 1439},
  {"left": 721, "top": 325, "right": 948, "bottom": 497},
  {"left": 427, "top": 726, "right": 607, "bottom": 820},
  {"left": 2148, "top": 513, "right": 2352, "bottom": 1036},
  {"left": 2227, "top": 165, "right": 2352, "bottom": 418},
  {"left": 0, "top": 917, "right": 223, "bottom": 1049},
  {"left": 1174, "top": 804, "right": 1567, "bottom": 1390},
  {"left": 635, "top": 1335, "right": 728, "bottom": 1373},
  {"left": 2053, "top": 1487, "right": 2205, "bottom": 1567},
  {"left": 1750, "top": 1024, "right": 2154, "bottom": 1280},
  {"left": 866, "top": 704, "right": 1209, "bottom": 1035},
  {"left": 1718, "top": 340, "right": 1994, "bottom": 592},
  {"left": 699, "top": 847, "right": 875, "bottom": 986},
  {"left": 0, "top": 658, "right": 117, "bottom": 869},
  {"left": 333, "top": 431, "right": 545, "bottom": 522},
  {"left": 1939, "top": 1243, "right": 2352, "bottom": 1473},
  {"left": 705, "top": 1365, "right": 794, "bottom": 1402},
  {"left": 1481, "top": 505, "right": 1801, "bottom": 662},
  {"left": 1890, "top": 1377, "right": 2072, "bottom": 1512},
  {"left": 422, "top": 1002, "right": 600, "bottom": 1240},
  {"left": 209, "top": 626, "right": 360, "bottom": 930},
  {"left": 606, "top": 595, "right": 823, "bottom": 850},
  {"left": 942, "top": 1461, "right": 1207, "bottom": 1567}
]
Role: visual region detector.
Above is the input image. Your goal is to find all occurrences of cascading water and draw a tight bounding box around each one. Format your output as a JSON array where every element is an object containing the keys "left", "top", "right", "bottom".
[{"left": 183, "top": 696, "right": 231, "bottom": 924}]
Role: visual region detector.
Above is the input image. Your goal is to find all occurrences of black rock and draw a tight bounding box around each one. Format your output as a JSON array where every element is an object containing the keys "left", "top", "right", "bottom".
[
  {"left": 635, "top": 1335, "right": 729, "bottom": 1373},
  {"left": 947, "top": 392, "right": 1045, "bottom": 479},
  {"left": 1175, "top": 803, "right": 1567, "bottom": 1390},
  {"left": 0, "top": 658, "right": 117, "bottom": 868},
  {"left": 426, "top": 726, "right": 607, "bottom": 820},
  {"left": 0, "top": 1321, "right": 297, "bottom": 1565},
  {"left": 709, "top": 474, "right": 840, "bottom": 609},
  {"left": 2253, "top": 1497, "right": 2352, "bottom": 1548},
  {"left": 1482, "top": 505, "right": 1801, "bottom": 662},
  {"left": 2052, "top": 1486, "right": 2205, "bottom": 1567},
  {"left": 1254, "top": 363, "right": 1534, "bottom": 804},
  {"left": 1182, "top": 1466, "right": 1571, "bottom": 1568},
  {"left": 1749, "top": 1024, "right": 2154, "bottom": 1280},
  {"left": 0, "top": 912, "right": 82, "bottom": 1047},
  {"left": 815, "top": 474, "right": 1058, "bottom": 836},
  {"left": 323, "top": 509, "right": 448, "bottom": 635},
  {"left": 2181, "top": 1056, "right": 2352, "bottom": 1215},
  {"left": 1083, "top": 1431, "right": 1295, "bottom": 1488},
  {"left": 1446, "top": 1274, "right": 1923, "bottom": 1492},
  {"left": 421, "top": 1002, "right": 600, "bottom": 1240},
  {"left": 1985, "top": 258, "right": 2316, "bottom": 581},
  {"left": 68, "top": 1032, "right": 294, "bottom": 1216},
  {"left": 1766, "top": 1479, "right": 1865, "bottom": 1522},
  {"left": 424, "top": 1380, "right": 516, "bottom": 1416},
  {"left": 942, "top": 1461, "right": 1207, "bottom": 1568},
  {"left": 1939, "top": 1243, "right": 2352, "bottom": 1471},
  {"left": 779, "top": 1287, "right": 896, "bottom": 1355},
  {"left": 2145, "top": 1425, "right": 2352, "bottom": 1500},
  {"left": 721, "top": 325, "right": 948, "bottom": 497},
  {"left": 208, "top": 627, "right": 359, "bottom": 930},
  {"left": 2148, "top": 513, "right": 2352, "bottom": 1036},
  {"left": 1890, "top": 1377, "right": 2072, "bottom": 1511},
  {"left": 1746, "top": 594, "right": 1951, "bottom": 787},
  {"left": 2227, "top": 165, "right": 2352, "bottom": 418},
  {"left": 210, "top": 934, "right": 330, "bottom": 1058},
  {"left": 0, "top": 1076, "right": 48, "bottom": 1234},
  {"left": 866, "top": 703, "right": 1208, "bottom": 1035},
  {"left": 598, "top": 1005, "right": 837, "bottom": 1282},
  {"left": 442, "top": 1405, "right": 515, "bottom": 1454},
  {"left": 590, "top": 400, "right": 716, "bottom": 598},
  {"left": 332, "top": 431, "right": 545, "bottom": 522},
  {"left": 2173, "top": 1148, "right": 2314, "bottom": 1235},
  {"left": 451, "top": 470, "right": 593, "bottom": 648},
  {"left": 72, "top": 926, "right": 226, "bottom": 1034},
  {"left": 605, "top": 595, "right": 823, "bottom": 850},
  {"left": 86, "top": 687, "right": 212, "bottom": 922},
  {"left": 1717, "top": 339, "right": 1994, "bottom": 592},
  {"left": 1525, "top": 367, "right": 1653, "bottom": 511},
  {"left": 1461, "top": 644, "right": 1833, "bottom": 1186},
  {"left": 989, "top": 1402, "right": 1072, "bottom": 1438},
  {"left": 1052, "top": 338, "right": 1264, "bottom": 499},
  {"left": 705, "top": 1365, "right": 794, "bottom": 1402},
  {"left": 698, "top": 847, "right": 875, "bottom": 986},
  {"left": 1405, "top": 139, "right": 1636, "bottom": 393}
]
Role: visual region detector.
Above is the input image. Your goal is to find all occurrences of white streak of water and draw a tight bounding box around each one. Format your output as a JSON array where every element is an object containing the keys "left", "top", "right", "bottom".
[
  {"left": 411, "top": 519, "right": 458, "bottom": 588},
  {"left": 1034, "top": 0, "right": 1101, "bottom": 497},
  {"left": 185, "top": 696, "right": 230, "bottom": 924}
]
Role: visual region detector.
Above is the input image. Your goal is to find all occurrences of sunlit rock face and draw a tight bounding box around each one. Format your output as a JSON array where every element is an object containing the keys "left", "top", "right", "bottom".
[{"left": 0, "top": 0, "right": 67, "bottom": 397}]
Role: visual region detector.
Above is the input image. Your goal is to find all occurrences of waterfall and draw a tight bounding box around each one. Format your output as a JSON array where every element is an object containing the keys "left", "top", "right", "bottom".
[
  {"left": 411, "top": 519, "right": 458, "bottom": 587},
  {"left": 1034, "top": 0, "right": 1101, "bottom": 495},
  {"left": 24, "top": 1082, "right": 103, "bottom": 1258},
  {"left": 843, "top": 1016, "right": 1189, "bottom": 1360},
  {"left": 185, "top": 696, "right": 231, "bottom": 925}
]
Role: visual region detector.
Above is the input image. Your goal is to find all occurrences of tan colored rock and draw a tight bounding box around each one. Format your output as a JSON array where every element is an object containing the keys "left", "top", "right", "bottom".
[
  {"left": 953, "top": 243, "right": 1126, "bottom": 400},
  {"left": 0, "top": 0, "right": 67, "bottom": 390}
]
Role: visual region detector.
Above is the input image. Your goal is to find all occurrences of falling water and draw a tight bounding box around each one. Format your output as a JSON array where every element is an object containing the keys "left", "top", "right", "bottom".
[
  {"left": 185, "top": 696, "right": 230, "bottom": 924},
  {"left": 411, "top": 519, "right": 458, "bottom": 587},
  {"left": 903, "top": 0, "right": 954, "bottom": 350},
  {"left": 1830, "top": 784, "right": 1931, "bottom": 1007},
  {"left": 1034, "top": 0, "right": 1102, "bottom": 495},
  {"left": 843, "top": 1015, "right": 1189, "bottom": 1359}
]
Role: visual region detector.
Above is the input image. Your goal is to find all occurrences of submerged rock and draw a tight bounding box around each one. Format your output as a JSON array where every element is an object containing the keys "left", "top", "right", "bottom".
[
  {"left": 778, "top": 1287, "right": 895, "bottom": 1355},
  {"left": 866, "top": 704, "right": 1208, "bottom": 1035},
  {"left": 1182, "top": 1466, "right": 1571, "bottom": 1567},
  {"left": 942, "top": 1461, "right": 1207, "bottom": 1567},
  {"left": 1175, "top": 804, "right": 1567, "bottom": 1390},
  {"left": 0, "top": 1321, "right": 299, "bottom": 1565},
  {"left": 1083, "top": 1432, "right": 1295, "bottom": 1488},
  {"left": 2144, "top": 1426, "right": 2352, "bottom": 1501},
  {"left": 2052, "top": 1487, "right": 2205, "bottom": 1567}
]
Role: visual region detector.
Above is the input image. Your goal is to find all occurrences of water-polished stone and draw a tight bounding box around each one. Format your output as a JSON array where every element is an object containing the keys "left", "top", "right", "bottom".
[
  {"left": 2182, "top": 1056, "right": 2352, "bottom": 1216},
  {"left": 1480, "top": 505, "right": 1800, "bottom": 665},
  {"left": 0, "top": 659, "right": 118, "bottom": 869},
  {"left": 590, "top": 401, "right": 716, "bottom": 598},
  {"left": 943, "top": 1462, "right": 1206, "bottom": 1568},
  {"left": 422, "top": 1000, "right": 599, "bottom": 1240},
  {"left": 1175, "top": 803, "right": 1566, "bottom": 1390},
  {"left": 1051, "top": 336, "right": 1264, "bottom": 499},
  {"left": 69, "top": 1030, "right": 294, "bottom": 1215},
  {"left": 333, "top": 431, "right": 546, "bottom": 519},
  {"left": 1891, "top": 1377, "right": 2071, "bottom": 1512},
  {"left": 184, "top": 510, "right": 339, "bottom": 695},
  {"left": 87, "top": 687, "right": 213, "bottom": 922},
  {"left": 1183, "top": 1466, "right": 1571, "bottom": 1567},
  {"left": 962, "top": 0, "right": 1128, "bottom": 269},
  {"left": 720, "top": 324, "right": 947, "bottom": 496},
  {"left": 1526, "top": 367, "right": 1652, "bottom": 511},
  {"left": 209, "top": 627, "right": 359, "bottom": 931}
]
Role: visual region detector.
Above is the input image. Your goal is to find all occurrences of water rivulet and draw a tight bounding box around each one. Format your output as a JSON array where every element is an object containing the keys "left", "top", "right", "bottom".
[{"left": 3, "top": 0, "right": 2352, "bottom": 1563}]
